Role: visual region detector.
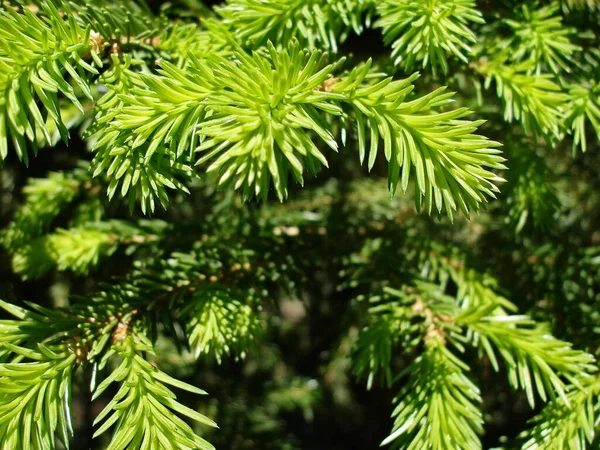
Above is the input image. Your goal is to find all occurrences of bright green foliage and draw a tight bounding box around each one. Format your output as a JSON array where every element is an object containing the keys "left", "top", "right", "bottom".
[
  {"left": 566, "top": 82, "right": 600, "bottom": 153},
  {"left": 0, "top": 345, "right": 76, "bottom": 450},
  {"left": 2, "top": 0, "right": 600, "bottom": 449},
  {"left": 93, "top": 40, "right": 503, "bottom": 215},
  {"left": 195, "top": 42, "right": 342, "bottom": 202},
  {"left": 520, "top": 376, "right": 600, "bottom": 450},
  {"left": 505, "top": 4, "right": 581, "bottom": 75},
  {"left": 376, "top": 0, "right": 484, "bottom": 76},
  {"left": 88, "top": 55, "right": 196, "bottom": 214},
  {"left": 92, "top": 337, "right": 217, "bottom": 450},
  {"left": 91, "top": 43, "right": 338, "bottom": 204},
  {"left": 477, "top": 57, "right": 568, "bottom": 139},
  {"left": 216, "top": 0, "right": 372, "bottom": 51},
  {"left": 351, "top": 278, "right": 595, "bottom": 447},
  {"left": 382, "top": 337, "right": 483, "bottom": 450},
  {"left": 333, "top": 62, "right": 505, "bottom": 218},
  {"left": 11, "top": 220, "right": 164, "bottom": 279},
  {"left": 459, "top": 312, "right": 596, "bottom": 407},
  {"left": 182, "top": 286, "right": 263, "bottom": 362},
  {"left": 0, "top": 1, "right": 101, "bottom": 163},
  {"left": 0, "top": 292, "right": 219, "bottom": 449}
]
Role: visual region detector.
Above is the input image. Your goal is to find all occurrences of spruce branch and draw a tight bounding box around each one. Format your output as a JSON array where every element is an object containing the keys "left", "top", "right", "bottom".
[
  {"left": 93, "top": 41, "right": 343, "bottom": 205},
  {"left": 92, "top": 41, "right": 504, "bottom": 215},
  {"left": 0, "top": 344, "right": 76, "bottom": 449},
  {"left": 0, "top": 285, "right": 220, "bottom": 449},
  {"left": 11, "top": 220, "right": 164, "bottom": 280},
  {"left": 376, "top": 0, "right": 484, "bottom": 76},
  {"left": 333, "top": 61, "right": 505, "bottom": 219},
  {"left": 216, "top": 0, "right": 373, "bottom": 51},
  {"left": 475, "top": 57, "right": 568, "bottom": 139},
  {"left": 520, "top": 375, "right": 600, "bottom": 450},
  {"left": 565, "top": 81, "right": 600, "bottom": 153},
  {"left": 345, "top": 243, "right": 595, "bottom": 448},
  {"left": 181, "top": 285, "right": 263, "bottom": 363},
  {"left": 381, "top": 336, "right": 483, "bottom": 449},
  {"left": 92, "top": 336, "right": 217, "bottom": 450},
  {"left": 0, "top": 0, "right": 101, "bottom": 162},
  {"left": 457, "top": 312, "right": 596, "bottom": 407},
  {"left": 505, "top": 3, "right": 581, "bottom": 75},
  {"left": 194, "top": 42, "right": 343, "bottom": 202}
]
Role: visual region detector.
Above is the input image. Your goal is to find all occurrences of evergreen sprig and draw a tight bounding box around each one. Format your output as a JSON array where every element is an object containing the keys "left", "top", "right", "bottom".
[
  {"left": 376, "top": 0, "right": 484, "bottom": 76},
  {"left": 520, "top": 375, "right": 600, "bottom": 450},
  {"left": 0, "top": 345, "right": 76, "bottom": 450},
  {"left": 505, "top": 3, "right": 581, "bottom": 75},
  {"left": 566, "top": 81, "right": 600, "bottom": 153},
  {"left": 194, "top": 42, "right": 342, "bottom": 202},
  {"left": 476, "top": 57, "right": 568, "bottom": 138},
  {"left": 181, "top": 285, "right": 263, "bottom": 363},
  {"left": 334, "top": 61, "right": 505, "bottom": 218},
  {"left": 351, "top": 276, "right": 595, "bottom": 448},
  {"left": 382, "top": 337, "right": 483, "bottom": 449},
  {"left": 92, "top": 336, "right": 217, "bottom": 450},
  {"left": 0, "top": 288, "right": 220, "bottom": 450},
  {"left": 458, "top": 312, "right": 596, "bottom": 407},
  {"left": 0, "top": 0, "right": 101, "bottom": 162},
  {"left": 216, "top": 0, "right": 372, "bottom": 51},
  {"left": 92, "top": 41, "right": 504, "bottom": 216}
]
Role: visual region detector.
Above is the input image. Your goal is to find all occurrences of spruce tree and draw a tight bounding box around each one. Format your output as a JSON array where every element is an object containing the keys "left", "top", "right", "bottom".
[{"left": 1, "top": 0, "right": 600, "bottom": 448}]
